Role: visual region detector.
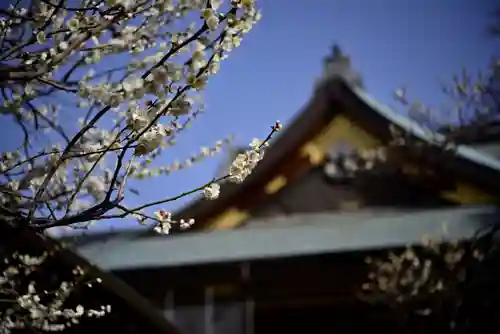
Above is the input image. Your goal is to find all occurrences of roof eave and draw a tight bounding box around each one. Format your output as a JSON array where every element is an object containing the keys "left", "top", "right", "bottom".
[{"left": 76, "top": 206, "right": 497, "bottom": 271}]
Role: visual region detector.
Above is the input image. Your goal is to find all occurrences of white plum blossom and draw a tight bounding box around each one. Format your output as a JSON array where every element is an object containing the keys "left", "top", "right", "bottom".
[
  {"left": 127, "top": 106, "right": 155, "bottom": 132},
  {"left": 18, "top": 254, "right": 46, "bottom": 267},
  {"left": 228, "top": 148, "right": 265, "bottom": 183},
  {"left": 85, "top": 176, "right": 106, "bottom": 200},
  {"left": 74, "top": 143, "right": 103, "bottom": 162},
  {"left": 203, "top": 182, "right": 221, "bottom": 200},
  {"left": 152, "top": 211, "right": 195, "bottom": 233},
  {"left": 153, "top": 210, "right": 174, "bottom": 234},
  {"left": 169, "top": 98, "right": 193, "bottom": 117},
  {"left": 180, "top": 218, "right": 195, "bottom": 230},
  {"left": 134, "top": 125, "right": 168, "bottom": 156},
  {"left": 202, "top": 8, "right": 220, "bottom": 31},
  {"left": 122, "top": 76, "right": 145, "bottom": 99},
  {"left": 225, "top": 121, "right": 281, "bottom": 184},
  {"left": 117, "top": 0, "right": 136, "bottom": 10},
  {"left": 249, "top": 138, "right": 267, "bottom": 150}
]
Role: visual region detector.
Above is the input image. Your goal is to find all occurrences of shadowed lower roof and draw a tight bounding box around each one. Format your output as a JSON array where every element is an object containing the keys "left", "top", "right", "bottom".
[{"left": 75, "top": 205, "right": 499, "bottom": 271}]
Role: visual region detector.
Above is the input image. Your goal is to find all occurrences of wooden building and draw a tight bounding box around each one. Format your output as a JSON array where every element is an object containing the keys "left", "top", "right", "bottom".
[{"left": 71, "top": 47, "right": 500, "bottom": 334}]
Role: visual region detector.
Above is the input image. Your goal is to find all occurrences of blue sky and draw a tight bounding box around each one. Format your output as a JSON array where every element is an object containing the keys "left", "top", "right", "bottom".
[{"left": 1, "top": 0, "right": 498, "bottom": 233}]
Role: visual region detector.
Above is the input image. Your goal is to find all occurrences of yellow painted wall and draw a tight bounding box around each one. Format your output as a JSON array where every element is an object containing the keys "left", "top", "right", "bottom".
[
  {"left": 441, "top": 182, "right": 498, "bottom": 205},
  {"left": 206, "top": 207, "right": 250, "bottom": 230},
  {"left": 265, "top": 175, "right": 288, "bottom": 195},
  {"left": 300, "top": 115, "right": 381, "bottom": 165}
]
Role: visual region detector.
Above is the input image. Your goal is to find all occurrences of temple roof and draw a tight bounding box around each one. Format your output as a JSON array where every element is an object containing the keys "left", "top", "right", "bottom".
[{"left": 76, "top": 205, "right": 498, "bottom": 271}]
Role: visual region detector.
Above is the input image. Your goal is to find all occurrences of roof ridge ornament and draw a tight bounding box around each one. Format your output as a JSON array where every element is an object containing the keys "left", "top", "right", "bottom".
[{"left": 315, "top": 44, "right": 364, "bottom": 91}]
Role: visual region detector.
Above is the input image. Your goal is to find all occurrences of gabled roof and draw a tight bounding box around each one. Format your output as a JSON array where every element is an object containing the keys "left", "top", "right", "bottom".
[
  {"left": 64, "top": 77, "right": 500, "bottom": 247},
  {"left": 76, "top": 206, "right": 498, "bottom": 271}
]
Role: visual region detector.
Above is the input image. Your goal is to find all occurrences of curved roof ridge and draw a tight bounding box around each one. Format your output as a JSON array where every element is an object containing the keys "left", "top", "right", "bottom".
[{"left": 350, "top": 85, "right": 500, "bottom": 172}]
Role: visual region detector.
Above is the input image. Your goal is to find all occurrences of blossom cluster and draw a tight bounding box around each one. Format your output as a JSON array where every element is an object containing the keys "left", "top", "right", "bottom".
[
  {"left": 150, "top": 120, "right": 281, "bottom": 234},
  {"left": 360, "top": 231, "right": 484, "bottom": 313},
  {"left": 201, "top": 121, "right": 282, "bottom": 200},
  {"left": 0, "top": 0, "right": 273, "bottom": 236},
  {"left": 0, "top": 252, "right": 110, "bottom": 333},
  {"left": 150, "top": 209, "right": 195, "bottom": 235},
  {"left": 323, "top": 146, "right": 388, "bottom": 178}
]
